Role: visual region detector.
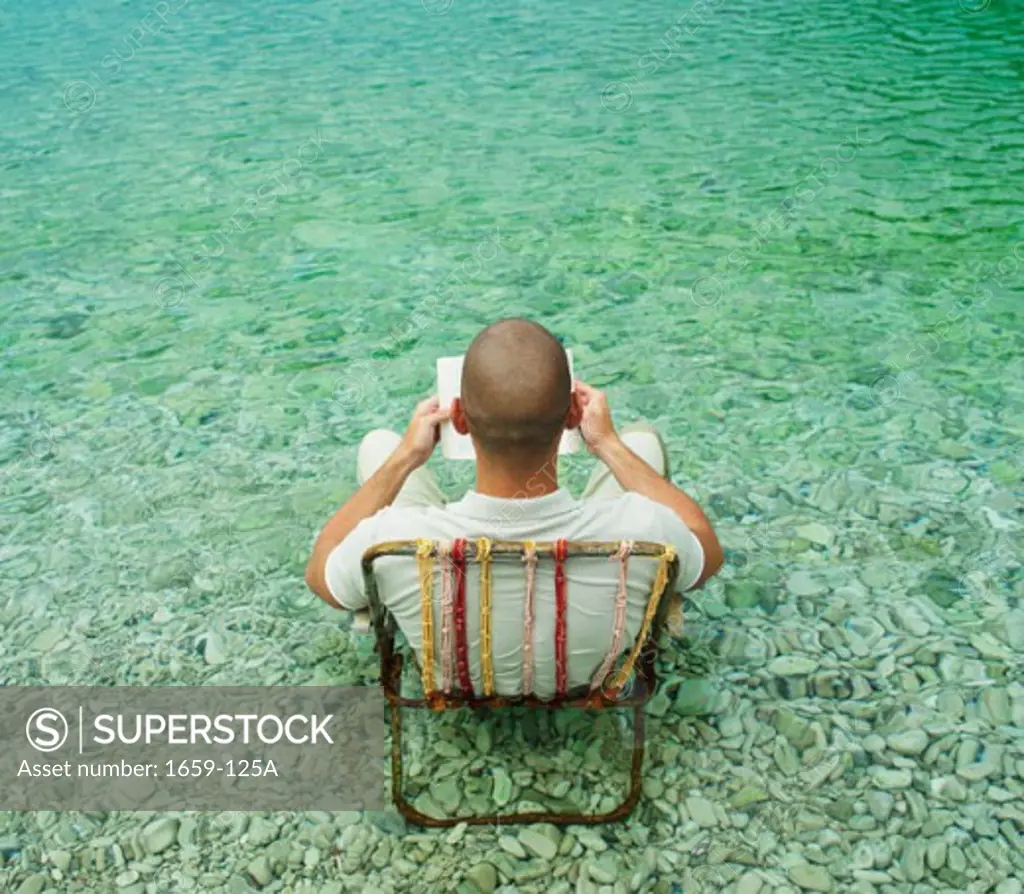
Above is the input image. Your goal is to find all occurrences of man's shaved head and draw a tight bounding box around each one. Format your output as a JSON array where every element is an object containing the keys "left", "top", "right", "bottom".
[{"left": 461, "top": 319, "right": 571, "bottom": 459}]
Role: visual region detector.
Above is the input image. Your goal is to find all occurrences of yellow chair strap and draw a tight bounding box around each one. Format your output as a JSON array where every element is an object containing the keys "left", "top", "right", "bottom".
[
  {"left": 476, "top": 537, "right": 495, "bottom": 696},
  {"left": 416, "top": 539, "right": 436, "bottom": 695},
  {"left": 608, "top": 545, "right": 677, "bottom": 696}
]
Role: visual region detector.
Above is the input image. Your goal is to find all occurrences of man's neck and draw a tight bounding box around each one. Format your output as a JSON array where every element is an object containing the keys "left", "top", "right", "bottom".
[{"left": 474, "top": 451, "right": 560, "bottom": 499}]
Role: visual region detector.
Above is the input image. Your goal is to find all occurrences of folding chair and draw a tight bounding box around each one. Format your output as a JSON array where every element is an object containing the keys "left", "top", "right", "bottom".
[{"left": 362, "top": 537, "right": 680, "bottom": 827}]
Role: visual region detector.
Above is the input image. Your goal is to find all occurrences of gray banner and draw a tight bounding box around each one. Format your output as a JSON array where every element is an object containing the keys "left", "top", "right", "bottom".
[{"left": 1, "top": 687, "right": 385, "bottom": 811}]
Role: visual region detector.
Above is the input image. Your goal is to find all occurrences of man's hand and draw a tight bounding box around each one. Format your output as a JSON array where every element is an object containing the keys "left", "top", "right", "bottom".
[
  {"left": 574, "top": 380, "right": 618, "bottom": 456},
  {"left": 399, "top": 396, "right": 451, "bottom": 469},
  {"left": 576, "top": 379, "right": 725, "bottom": 589},
  {"left": 305, "top": 394, "right": 449, "bottom": 607}
]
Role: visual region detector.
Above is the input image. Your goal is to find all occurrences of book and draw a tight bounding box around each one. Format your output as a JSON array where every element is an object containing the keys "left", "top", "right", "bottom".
[{"left": 436, "top": 351, "right": 583, "bottom": 460}]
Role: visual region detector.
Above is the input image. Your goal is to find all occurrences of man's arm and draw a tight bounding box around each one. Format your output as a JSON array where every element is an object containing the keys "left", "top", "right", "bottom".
[
  {"left": 575, "top": 380, "right": 725, "bottom": 588},
  {"left": 305, "top": 397, "right": 449, "bottom": 608}
]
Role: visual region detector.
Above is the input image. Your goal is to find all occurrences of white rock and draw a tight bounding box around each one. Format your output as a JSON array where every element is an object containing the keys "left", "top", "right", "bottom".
[
  {"left": 466, "top": 862, "right": 498, "bottom": 893},
  {"left": 768, "top": 656, "right": 819, "bottom": 676},
  {"left": 142, "top": 817, "right": 179, "bottom": 855},
  {"left": 886, "top": 729, "right": 929, "bottom": 756},
  {"left": 869, "top": 767, "right": 913, "bottom": 789},
  {"left": 247, "top": 856, "right": 273, "bottom": 887},
  {"left": 736, "top": 872, "right": 764, "bottom": 894},
  {"left": 788, "top": 862, "right": 833, "bottom": 891},
  {"left": 202, "top": 632, "right": 227, "bottom": 665},
  {"left": 795, "top": 523, "right": 834, "bottom": 547},
  {"left": 498, "top": 835, "right": 526, "bottom": 859},
  {"left": 685, "top": 795, "right": 718, "bottom": 828},
  {"left": 518, "top": 828, "right": 557, "bottom": 861},
  {"left": 787, "top": 572, "right": 827, "bottom": 596}
]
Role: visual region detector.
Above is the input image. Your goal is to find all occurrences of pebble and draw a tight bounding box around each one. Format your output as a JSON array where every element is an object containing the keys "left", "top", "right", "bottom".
[
  {"left": 795, "top": 523, "right": 834, "bottom": 547},
  {"left": 947, "top": 845, "right": 967, "bottom": 872},
  {"left": 870, "top": 767, "right": 913, "bottom": 789},
  {"left": 247, "top": 817, "right": 278, "bottom": 847},
  {"left": 768, "top": 656, "right": 819, "bottom": 676},
  {"left": 996, "top": 881, "right": 1023, "bottom": 894},
  {"left": 576, "top": 829, "right": 608, "bottom": 852},
  {"left": 887, "top": 729, "right": 929, "bottom": 756},
  {"left": 499, "top": 835, "right": 526, "bottom": 859},
  {"left": 685, "top": 795, "right": 719, "bottom": 828},
  {"left": 115, "top": 870, "right": 140, "bottom": 888},
  {"left": 788, "top": 862, "right": 834, "bottom": 892},
  {"left": 14, "top": 878, "right": 46, "bottom": 894},
  {"left": 476, "top": 724, "right": 493, "bottom": 755},
  {"left": 466, "top": 862, "right": 498, "bottom": 893},
  {"left": 142, "top": 816, "right": 179, "bottom": 855},
  {"left": 865, "top": 791, "right": 894, "bottom": 822},
  {"left": 518, "top": 828, "right": 558, "bottom": 861},
  {"left": 736, "top": 872, "right": 764, "bottom": 894},
  {"left": 202, "top": 632, "right": 227, "bottom": 665},
  {"left": 247, "top": 855, "right": 273, "bottom": 887},
  {"left": 49, "top": 850, "right": 71, "bottom": 873},
  {"left": 646, "top": 691, "right": 671, "bottom": 717},
  {"left": 982, "top": 688, "right": 1012, "bottom": 725},
  {"left": 902, "top": 840, "right": 926, "bottom": 882},
  {"left": 674, "top": 678, "right": 718, "bottom": 716},
  {"left": 926, "top": 838, "right": 947, "bottom": 870},
  {"left": 787, "top": 572, "right": 827, "bottom": 596},
  {"left": 492, "top": 768, "right": 513, "bottom": 806},
  {"left": 430, "top": 778, "right": 461, "bottom": 814}
]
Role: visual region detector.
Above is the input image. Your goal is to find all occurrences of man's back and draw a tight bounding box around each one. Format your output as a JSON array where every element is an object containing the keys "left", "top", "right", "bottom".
[
  {"left": 306, "top": 320, "right": 723, "bottom": 693},
  {"left": 326, "top": 488, "right": 704, "bottom": 699}
]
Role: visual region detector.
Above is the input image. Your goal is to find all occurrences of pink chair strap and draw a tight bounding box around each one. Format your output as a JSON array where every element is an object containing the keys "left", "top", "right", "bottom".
[{"left": 590, "top": 540, "right": 633, "bottom": 691}]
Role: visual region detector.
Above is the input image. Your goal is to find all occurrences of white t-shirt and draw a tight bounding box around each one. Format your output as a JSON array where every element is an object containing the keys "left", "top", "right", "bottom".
[{"left": 325, "top": 489, "right": 704, "bottom": 699}]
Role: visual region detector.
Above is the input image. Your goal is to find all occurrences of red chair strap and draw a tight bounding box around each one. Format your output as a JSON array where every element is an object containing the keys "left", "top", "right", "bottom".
[
  {"left": 452, "top": 538, "right": 474, "bottom": 695},
  {"left": 554, "top": 538, "right": 568, "bottom": 697}
]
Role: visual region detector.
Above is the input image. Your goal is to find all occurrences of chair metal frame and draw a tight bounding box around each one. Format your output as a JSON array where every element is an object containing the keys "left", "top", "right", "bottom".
[{"left": 362, "top": 539, "right": 679, "bottom": 827}]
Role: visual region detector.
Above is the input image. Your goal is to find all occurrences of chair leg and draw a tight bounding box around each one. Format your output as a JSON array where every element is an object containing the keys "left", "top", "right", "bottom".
[
  {"left": 623, "top": 702, "right": 646, "bottom": 815},
  {"left": 391, "top": 703, "right": 649, "bottom": 827}
]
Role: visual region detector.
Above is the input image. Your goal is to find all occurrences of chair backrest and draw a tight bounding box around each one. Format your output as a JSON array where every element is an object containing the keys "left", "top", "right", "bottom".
[{"left": 361, "top": 538, "right": 679, "bottom": 710}]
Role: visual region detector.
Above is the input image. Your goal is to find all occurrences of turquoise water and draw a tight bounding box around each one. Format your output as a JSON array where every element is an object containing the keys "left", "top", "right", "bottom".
[{"left": 1, "top": 0, "right": 1022, "bottom": 890}]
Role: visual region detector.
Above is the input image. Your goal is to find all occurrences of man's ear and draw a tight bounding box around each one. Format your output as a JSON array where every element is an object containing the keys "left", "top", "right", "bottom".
[
  {"left": 451, "top": 397, "right": 470, "bottom": 435},
  {"left": 566, "top": 391, "right": 582, "bottom": 430}
]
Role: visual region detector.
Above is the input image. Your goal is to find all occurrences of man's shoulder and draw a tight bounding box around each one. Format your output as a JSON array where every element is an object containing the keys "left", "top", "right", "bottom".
[
  {"left": 364, "top": 503, "right": 456, "bottom": 538},
  {"left": 578, "top": 492, "right": 677, "bottom": 534}
]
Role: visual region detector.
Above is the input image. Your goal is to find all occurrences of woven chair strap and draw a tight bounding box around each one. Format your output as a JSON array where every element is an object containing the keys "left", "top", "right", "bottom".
[
  {"left": 437, "top": 541, "right": 455, "bottom": 693},
  {"left": 554, "top": 538, "right": 569, "bottom": 698},
  {"left": 606, "top": 545, "right": 677, "bottom": 697},
  {"left": 451, "top": 538, "right": 473, "bottom": 694},
  {"left": 590, "top": 540, "right": 634, "bottom": 691},
  {"left": 416, "top": 539, "right": 436, "bottom": 695},
  {"left": 521, "top": 540, "right": 538, "bottom": 696},
  {"left": 477, "top": 537, "right": 495, "bottom": 697}
]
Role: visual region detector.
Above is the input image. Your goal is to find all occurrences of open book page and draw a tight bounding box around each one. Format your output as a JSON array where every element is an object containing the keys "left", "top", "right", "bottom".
[{"left": 437, "top": 351, "right": 583, "bottom": 460}]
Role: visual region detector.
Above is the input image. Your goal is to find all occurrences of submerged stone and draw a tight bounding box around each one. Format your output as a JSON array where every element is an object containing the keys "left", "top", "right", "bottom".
[
  {"left": 768, "top": 656, "right": 819, "bottom": 676},
  {"left": 921, "top": 570, "right": 963, "bottom": 608},
  {"left": 673, "top": 678, "right": 717, "bottom": 716},
  {"left": 787, "top": 572, "right": 827, "bottom": 597},
  {"left": 44, "top": 312, "right": 89, "bottom": 339},
  {"left": 787, "top": 862, "right": 833, "bottom": 891}
]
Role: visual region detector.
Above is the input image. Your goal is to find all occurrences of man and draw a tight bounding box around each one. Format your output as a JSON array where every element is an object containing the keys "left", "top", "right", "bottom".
[{"left": 306, "top": 319, "right": 723, "bottom": 698}]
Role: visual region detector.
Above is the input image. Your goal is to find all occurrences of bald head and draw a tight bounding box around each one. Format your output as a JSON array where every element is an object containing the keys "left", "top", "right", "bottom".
[{"left": 460, "top": 319, "right": 571, "bottom": 459}]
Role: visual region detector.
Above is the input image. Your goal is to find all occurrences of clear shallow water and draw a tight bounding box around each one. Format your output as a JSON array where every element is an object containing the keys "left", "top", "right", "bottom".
[{"left": 0, "top": 0, "right": 1021, "bottom": 891}]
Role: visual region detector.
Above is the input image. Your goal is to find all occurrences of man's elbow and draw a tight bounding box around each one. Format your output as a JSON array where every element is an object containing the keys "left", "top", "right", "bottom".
[
  {"left": 705, "top": 540, "right": 725, "bottom": 578},
  {"left": 305, "top": 558, "right": 337, "bottom": 607},
  {"left": 304, "top": 558, "right": 320, "bottom": 595},
  {"left": 691, "top": 532, "right": 725, "bottom": 589}
]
